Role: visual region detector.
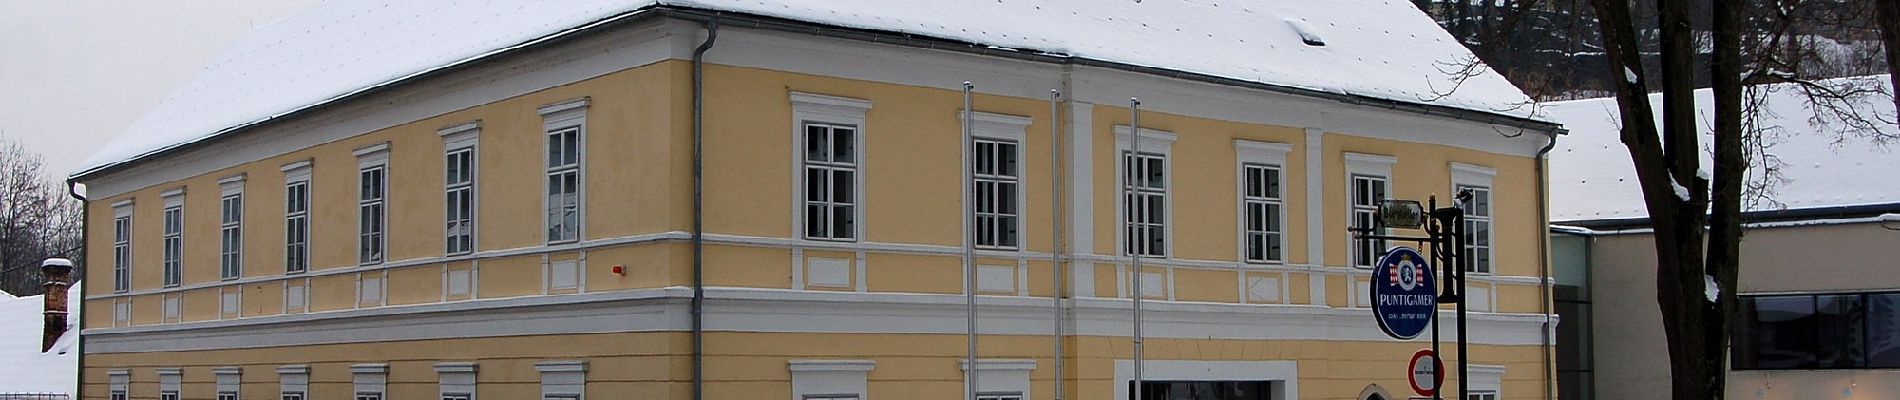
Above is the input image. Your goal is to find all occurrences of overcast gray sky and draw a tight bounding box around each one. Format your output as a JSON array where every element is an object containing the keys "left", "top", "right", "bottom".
[{"left": 0, "top": 0, "right": 321, "bottom": 180}]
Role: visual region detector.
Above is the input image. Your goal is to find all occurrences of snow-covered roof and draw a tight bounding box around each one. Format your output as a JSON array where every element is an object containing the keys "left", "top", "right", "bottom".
[
  {"left": 1548, "top": 75, "right": 1899, "bottom": 223},
  {"left": 0, "top": 282, "right": 78, "bottom": 394},
  {"left": 74, "top": 0, "right": 1542, "bottom": 178}
]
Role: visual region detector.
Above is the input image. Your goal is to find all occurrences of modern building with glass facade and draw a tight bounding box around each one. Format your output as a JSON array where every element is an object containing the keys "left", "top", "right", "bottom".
[{"left": 1546, "top": 78, "right": 1900, "bottom": 400}]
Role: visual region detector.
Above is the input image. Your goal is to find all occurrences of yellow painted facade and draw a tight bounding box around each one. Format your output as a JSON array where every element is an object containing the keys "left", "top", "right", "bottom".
[{"left": 78, "top": 19, "right": 1558, "bottom": 400}]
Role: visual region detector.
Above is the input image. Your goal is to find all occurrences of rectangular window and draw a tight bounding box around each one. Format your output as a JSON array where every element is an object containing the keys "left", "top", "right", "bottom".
[
  {"left": 1459, "top": 185, "right": 1493, "bottom": 274},
  {"left": 1242, "top": 164, "right": 1284, "bottom": 263},
  {"left": 162, "top": 205, "right": 183, "bottom": 287},
  {"left": 161, "top": 391, "right": 180, "bottom": 400},
  {"left": 113, "top": 214, "right": 131, "bottom": 293},
  {"left": 356, "top": 393, "right": 383, "bottom": 400},
  {"left": 285, "top": 180, "right": 310, "bottom": 273},
  {"left": 1123, "top": 151, "right": 1166, "bottom": 257},
  {"left": 1467, "top": 392, "right": 1497, "bottom": 400},
  {"left": 977, "top": 393, "right": 1024, "bottom": 400},
  {"left": 218, "top": 392, "right": 238, "bottom": 400},
  {"left": 973, "top": 139, "right": 1019, "bottom": 249},
  {"left": 445, "top": 146, "right": 476, "bottom": 254},
  {"left": 545, "top": 127, "right": 581, "bottom": 243},
  {"left": 1130, "top": 381, "right": 1277, "bottom": 400},
  {"left": 442, "top": 395, "right": 473, "bottom": 400},
  {"left": 220, "top": 193, "right": 243, "bottom": 279},
  {"left": 281, "top": 393, "right": 304, "bottom": 400},
  {"left": 803, "top": 123, "right": 857, "bottom": 241},
  {"left": 1350, "top": 174, "right": 1387, "bottom": 268},
  {"left": 359, "top": 165, "right": 386, "bottom": 264},
  {"left": 110, "top": 391, "right": 127, "bottom": 400},
  {"left": 544, "top": 396, "right": 582, "bottom": 400},
  {"left": 1733, "top": 292, "right": 1900, "bottom": 370}
]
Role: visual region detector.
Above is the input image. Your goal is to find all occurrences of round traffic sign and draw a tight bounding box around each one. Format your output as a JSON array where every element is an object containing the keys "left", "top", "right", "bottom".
[
  {"left": 1408, "top": 349, "right": 1444, "bottom": 396},
  {"left": 1371, "top": 246, "right": 1436, "bottom": 340}
]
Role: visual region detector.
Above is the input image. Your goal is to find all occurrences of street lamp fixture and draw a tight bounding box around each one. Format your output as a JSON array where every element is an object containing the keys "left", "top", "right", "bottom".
[{"left": 1349, "top": 191, "right": 1473, "bottom": 400}]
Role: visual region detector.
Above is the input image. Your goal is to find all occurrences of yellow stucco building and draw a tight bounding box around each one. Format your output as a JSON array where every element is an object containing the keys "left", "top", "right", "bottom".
[{"left": 70, "top": 1, "right": 1564, "bottom": 400}]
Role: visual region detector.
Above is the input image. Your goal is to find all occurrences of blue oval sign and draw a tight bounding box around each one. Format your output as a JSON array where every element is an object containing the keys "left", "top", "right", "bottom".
[{"left": 1371, "top": 246, "right": 1436, "bottom": 340}]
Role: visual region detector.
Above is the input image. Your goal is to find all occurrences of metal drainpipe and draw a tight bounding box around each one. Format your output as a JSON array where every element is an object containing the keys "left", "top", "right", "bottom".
[
  {"left": 691, "top": 17, "right": 719, "bottom": 400},
  {"left": 1048, "top": 87, "right": 1064, "bottom": 400},
  {"left": 64, "top": 180, "right": 86, "bottom": 400},
  {"left": 1534, "top": 131, "right": 1559, "bottom": 400}
]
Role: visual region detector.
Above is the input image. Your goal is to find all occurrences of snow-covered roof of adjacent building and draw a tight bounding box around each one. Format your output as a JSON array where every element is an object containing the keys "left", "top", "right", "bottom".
[
  {"left": 74, "top": 0, "right": 1543, "bottom": 179},
  {"left": 1548, "top": 75, "right": 1899, "bottom": 223},
  {"left": 0, "top": 282, "right": 78, "bottom": 395}
]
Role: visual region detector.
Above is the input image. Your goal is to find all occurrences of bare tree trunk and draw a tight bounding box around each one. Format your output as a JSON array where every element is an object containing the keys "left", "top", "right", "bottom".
[
  {"left": 1587, "top": 0, "right": 1733, "bottom": 398},
  {"left": 1876, "top": 0, "right": 1900, "bottom": 116},
  {"left": 1706, "top": 1, "right": 1745, "bottom": 399}
]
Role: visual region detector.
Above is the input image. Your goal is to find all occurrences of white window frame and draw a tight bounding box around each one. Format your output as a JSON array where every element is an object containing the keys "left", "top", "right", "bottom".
[
  {"left": 356, "top": 143, "right": 390, "bottom": 265},
  {"left": 536, "top": 360, "right": 587, "bottom": 400},
  {"left": 1344, "top": 153, "right": 1395, "bottom": 269},
  {"left": 352, "top": 363, "right": 388, "bottom": 400},
  {"left": 219, "top": 175, "right": 245, "bottom": 280},
  {"left": 282, "top": 160, "right": 312, "bottom": 274},
  {"left": 1452, "top": 162, "right": 1497, "bottom": 275},
  {"left": 961, "top": 359, "right": 1035, "bottom": 400},
  {"left": 966, "top": 111, "right": 1032, "bottom": 251},
  {"left": 1235, "top": 140, "right": 1292, "bottom": 264},
  {"left": 161, "top": 189, "right": 185, "bottom": 287},
  {"left": 215, "top": 366, "right": 241, "bottom": 400},
  {"left": 789, "top": 360, "right": 874, "bottom": 400},
  {"left": 1115, "top": 126, "right": 1176, "bottom": 258},
  {"left": 278, "top": 365, "right": 310, "bottom": 400},
  {"left": 108, "top": 369, "right": 129, "bottom": 400},
  {"left": 541, "top": 99, "right": 588, "bottom": 244},
  {"left": 442, "top": 121, "right": 480, "bottom": 255},
  {"left": 1466, "top": 364, "right": 1505, "bottom": 399},
  {"left": 791, "top": 92, "right": 871, "bottom": 243},
  {"left": 159, "top": 368, "right": 182, "bottom": 400},
  {"left": 111, "top": 201, "right": 133, "bottom": 293},
  {"left": 436, "top": 362, "right": 478, "bottom": 400}
]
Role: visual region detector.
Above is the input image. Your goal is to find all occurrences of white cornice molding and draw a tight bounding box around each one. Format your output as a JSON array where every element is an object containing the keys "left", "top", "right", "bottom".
[
  {"left": 278, "top": 159, "right": 312, "bottom": 172},
  {"left": 959, "top": 110, "right": 1034, "bottom": 142},
  {"left": 1112, "top": 125, "right": 1178, "bottom": 151},
  {"left": 537, "top": 97, "right": 591, "bottom": 116},
  {"left": 1451, "top": 161, "right": 1497, "bottom": 186},
  {"left": 84, "top": 286, "right": 1559, "bottom": 353},
  {"left": 789, "top": 359, "right": 876, "bottom": 372},
  {"left": 352, "top": 142, "right": 390, "bottom": 157},
  {"left": 790, "top": 91, "right": 873, "bottom": 112},
  {"left": 959, "top": 359, "right": 1037, "bottom": 371},
  {"left": 1234, "top": 140, "right": 1293, "bottom": 166}
]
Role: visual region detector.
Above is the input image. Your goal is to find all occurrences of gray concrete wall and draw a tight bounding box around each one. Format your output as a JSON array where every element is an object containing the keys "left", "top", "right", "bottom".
[{"left": 1581, "top": 222, "right": 1900, "bottom": 400}]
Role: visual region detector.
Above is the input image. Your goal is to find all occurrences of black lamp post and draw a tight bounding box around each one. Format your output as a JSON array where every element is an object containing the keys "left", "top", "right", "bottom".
[{"left": 1350, "top": 190, "right": 1473, "bottom": 400}]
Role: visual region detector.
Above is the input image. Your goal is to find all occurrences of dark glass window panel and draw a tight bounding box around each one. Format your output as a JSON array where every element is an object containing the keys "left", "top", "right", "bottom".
[
  {"left": 1735, "top": 295, "right": 1818, "bottom": 369},
  {"left": 1868, "top": 294, "right": 1900, "bottom": 368},
  {"left": 832, "top": 128, "right": 854, "bottom": 164},
  {"left": 806, "top": 125, "right": 828, "bottom": 162},
  {"left": 1816, "top": 294, "right": 1866, "bottom": 368}
]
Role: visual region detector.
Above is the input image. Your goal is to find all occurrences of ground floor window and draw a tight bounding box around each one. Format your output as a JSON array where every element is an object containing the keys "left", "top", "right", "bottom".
[
  {"left": 356, "top": 393, "right": 383, "bottom": 400},
  {"left": 280, "top": 393, "right": 304, "bottom": 400},
  {"left": 978, "top": 393, "right": 1024, "bottom": 400},
  {"left": 161, "top": 392, "right": 179, "bottom": 400},
  {"left": 1467, "top": 392, "right": 1497, "bottom": 400},
  {"left": 1131, "top": 381, "right": 1278, "bottom": 400}
]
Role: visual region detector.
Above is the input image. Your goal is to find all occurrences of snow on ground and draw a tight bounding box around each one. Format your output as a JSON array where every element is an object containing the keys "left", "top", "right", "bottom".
[
  {"left": 1547, "top": 75, "right": 1899, "bottom": 222},
  {"left": 0, "top": 282, "right": 78, "bottom": 394},
  {"left": 74, "top": 0, "right": 1539, "bottom": 178}
]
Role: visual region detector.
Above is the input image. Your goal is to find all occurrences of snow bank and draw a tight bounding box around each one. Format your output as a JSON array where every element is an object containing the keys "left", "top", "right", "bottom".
[
  {"left": 0, "top": 282, "right": 78, "bottom": 394},
  {"left": 74, "top": 0, "right": 1539, "bottom": 178},
  {"left": 1547, "top": 75, "right": 1899, "bottom": 222}
]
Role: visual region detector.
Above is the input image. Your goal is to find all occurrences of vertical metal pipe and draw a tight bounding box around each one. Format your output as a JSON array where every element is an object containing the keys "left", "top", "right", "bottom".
[
  {"left": 963, "top": 81, "right": 980, "bottom": 400},
  {"left": 1049, "top": 89, "right": 1065, "bottom": 400},
  {"left": 1128, "top": 97, "right": 1144, "bottom": 400},
  {"left": 1535, "top": 135, "right": 1558, "bottom": 400},
  {"left": 689, "top": 17, "right": 718, "bottom": 400}
]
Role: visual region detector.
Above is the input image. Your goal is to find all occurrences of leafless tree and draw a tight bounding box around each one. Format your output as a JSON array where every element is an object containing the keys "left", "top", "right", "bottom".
[
  {"left": 0, "top": 138, "right": 83, "bottom": 296},
  {"left": 1586, "top": 0, "right": 1891, "bottom": 398}
]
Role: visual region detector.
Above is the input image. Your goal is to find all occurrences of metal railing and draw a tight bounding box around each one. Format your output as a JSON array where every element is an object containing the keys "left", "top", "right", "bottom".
[{"left": 0, "top": 393, "right": 71, "bottom": 400}]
